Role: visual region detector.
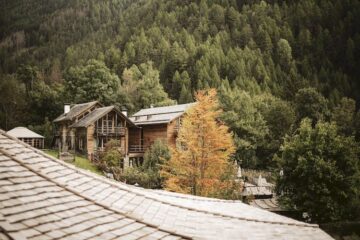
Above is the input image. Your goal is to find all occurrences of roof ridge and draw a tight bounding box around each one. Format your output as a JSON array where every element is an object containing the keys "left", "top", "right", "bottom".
[
  {"left": 0, "top": 130, "right": 320, "bottom": 229},
  {"left": 0, "top": 146, "right": 191, "bottom": 240},
  {"left": 140, "top": 103, "right": 194, "bottom": 111}
]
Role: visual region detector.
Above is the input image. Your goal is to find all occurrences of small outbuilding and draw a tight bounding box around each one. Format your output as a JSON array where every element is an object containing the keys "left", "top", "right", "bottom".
[{"left": 6, "top": 127, "right": 44, "bottom": 149}]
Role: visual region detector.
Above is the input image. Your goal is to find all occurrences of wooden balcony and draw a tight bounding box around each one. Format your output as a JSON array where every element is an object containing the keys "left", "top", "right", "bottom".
[
  {"left": 96, "top": 127, "right": 126, "bottom": 136},
  {"left": 129, "top": 145, "right": 146, "bottom": 153}
]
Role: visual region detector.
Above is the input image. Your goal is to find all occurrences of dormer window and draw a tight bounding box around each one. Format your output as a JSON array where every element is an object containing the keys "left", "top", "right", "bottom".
[
  {"left": 135, "top": 116, "right": 140, "bottom": 121},
  {"left": 147, "top": 115, "right": 152, "bottom": 120}
]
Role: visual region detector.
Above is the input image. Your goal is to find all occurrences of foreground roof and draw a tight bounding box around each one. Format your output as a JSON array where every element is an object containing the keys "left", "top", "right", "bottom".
[
  {"left": 130, "top": 103, "right": 195, "bottom": 125},
  {"left": 0, "top": 130, "right": 332, "bottom": 240},
  {"left": 53, "top": 101, "right": 99, "bottom": 123},
  {"left": 6, "top": 127, "right": 44, "bottom": 139}
]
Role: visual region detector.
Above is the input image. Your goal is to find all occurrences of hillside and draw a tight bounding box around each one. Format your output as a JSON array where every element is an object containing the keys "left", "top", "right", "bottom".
[{"left": 0, "top": 0, "right": 360, "bottom": 168}]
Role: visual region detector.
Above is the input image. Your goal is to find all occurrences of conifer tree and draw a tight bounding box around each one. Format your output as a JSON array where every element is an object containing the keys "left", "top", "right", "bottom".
[
  {"left": 162, "top": 89, "right": 235, "bottom": 197},
  {"left": 178, "top": 84, "right": 193, "bottom": 104}
]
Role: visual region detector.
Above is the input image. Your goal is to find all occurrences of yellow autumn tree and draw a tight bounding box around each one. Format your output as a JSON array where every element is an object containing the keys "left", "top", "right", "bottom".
[{"left": 162, "top": 89, "right": 236, "bottom": 197}]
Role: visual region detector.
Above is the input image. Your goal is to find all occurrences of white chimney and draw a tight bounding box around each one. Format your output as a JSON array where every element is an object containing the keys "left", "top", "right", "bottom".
[
  {"left": 121, "top": 106, "right": 128, "bottom": 117},
  {"left": 64, "top": 104, "right": 71, "bottom": 114}
]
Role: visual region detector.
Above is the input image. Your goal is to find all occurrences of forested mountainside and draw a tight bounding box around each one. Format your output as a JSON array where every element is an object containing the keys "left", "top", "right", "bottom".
[{"left": 1, "top": 0, "right": 360, "bottom": 168}]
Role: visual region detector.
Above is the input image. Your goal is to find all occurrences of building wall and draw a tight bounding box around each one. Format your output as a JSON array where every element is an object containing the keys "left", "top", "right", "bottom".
[
  {"left": 142, "top": 124, "right": 168, "bottom": 148},
  {"left": 86, "top": 124, "right": 95, "bottom": 158},
  {"left": 129, "top": 127, "right": 141, "bottom": 146}
]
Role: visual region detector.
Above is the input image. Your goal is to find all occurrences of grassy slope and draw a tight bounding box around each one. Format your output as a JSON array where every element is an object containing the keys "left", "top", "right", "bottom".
[{"left": 44, "top": 149, "right": 103, "bottom": 175}]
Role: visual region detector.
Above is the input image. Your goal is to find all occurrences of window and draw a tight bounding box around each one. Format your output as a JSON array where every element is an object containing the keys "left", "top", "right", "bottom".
[{"left": 147, "top": 115, "right": 152, "bottom": 120}]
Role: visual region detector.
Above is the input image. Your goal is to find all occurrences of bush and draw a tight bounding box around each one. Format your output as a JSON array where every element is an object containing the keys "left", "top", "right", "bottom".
[
  {"left": 116, "top": 140, "right": 171, "bottom": 189},
  {"left": 98, "top": 140, "right": 123, "bottom": 172},
  {"left": 117, "top": 167, "right": 160, "bottom": 189}
]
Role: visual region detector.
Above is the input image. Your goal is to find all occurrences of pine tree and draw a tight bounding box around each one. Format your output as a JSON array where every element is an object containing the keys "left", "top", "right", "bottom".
[
  {"left": 162, "top": 89, "right": 235, "bottom": 197},
  {"left": 178, "top": 84, "right": 193, "bottom": 104}
]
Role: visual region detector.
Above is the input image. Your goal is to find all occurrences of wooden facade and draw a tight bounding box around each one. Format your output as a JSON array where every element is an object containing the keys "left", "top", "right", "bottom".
[
  {"left": 54, "top": 102, "right": 193, "bottom": 168},
  {"left": 54, "top": 102, "right": 136, "bottom": 163}
]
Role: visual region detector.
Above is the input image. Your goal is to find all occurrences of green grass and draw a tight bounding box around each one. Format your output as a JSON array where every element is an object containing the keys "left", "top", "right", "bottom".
[{"left": 44, "top": 149, "right": 103, "bottom": 175}]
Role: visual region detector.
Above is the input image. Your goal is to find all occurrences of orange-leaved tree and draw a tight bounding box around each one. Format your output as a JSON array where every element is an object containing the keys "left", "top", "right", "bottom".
[{"left": 162, "top": 89, "right": 236, "bottom": 197}]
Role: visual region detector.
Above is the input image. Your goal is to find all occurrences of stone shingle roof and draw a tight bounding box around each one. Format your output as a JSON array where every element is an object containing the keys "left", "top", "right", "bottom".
[
  {"left": 130, "top": 103, "right": 195, "bottom": 125},
  {"left": 0, "top": 130, "right": 333, "bottom": 240},
  {"left": 53, "top": 101, "right": 99, "bottom": 123}
]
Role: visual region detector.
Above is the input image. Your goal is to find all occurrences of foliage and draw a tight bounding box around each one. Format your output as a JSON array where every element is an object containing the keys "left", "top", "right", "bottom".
[
  {"left": 294, "top": 88, "right": 329, "bottom": 123},
  {"left": 64, "top": 59, "right": 121, "bottom": 105},
  {"left": 28, "top": 118, "right": 53, "bottom": 148},
  {"left": 162, "top": 89, "right": 237, "bottom": 197},
  {"left": 331, "top": 97, "right": 357, "bottom": 136},
  {"left": 276, "top": 119, "right": 360, "bottom": 222},
  {"left": 117, "top": 167, "right": 160, "bottom": 189},
  {"left": 98, "top": 140, "right": 123, "bottom": 171},
  {"left": 143, "top": 139, "right": 170, "bottom": 171},
  {"left": 121, "top": 62, "right": 175, "bottom": 112},
  {"left": 108, "top": 140, "right": 171, "bottom": 189},
  {"left": 140, "top": 139, "right": 171, "bottom": 188},
  {"left": 219, "top": 85, "right": 268, "bottom": 168}
]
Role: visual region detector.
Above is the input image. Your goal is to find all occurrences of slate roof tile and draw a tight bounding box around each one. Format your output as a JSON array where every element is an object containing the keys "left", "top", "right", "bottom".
[{"left": 0, "top": 130, "right": 333, "bottom": 240}]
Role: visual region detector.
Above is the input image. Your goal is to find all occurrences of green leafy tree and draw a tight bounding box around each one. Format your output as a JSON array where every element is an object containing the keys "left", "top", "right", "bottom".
[
  {"left": 0, "top": 75, "right": 26, "bottom": 130},
  {"left": 276, "top": 119, "right": 360, "bottom": 222},
  {"left": 331, "top": 97, "right": 356, "bottom": 136},
  {"left": 64, "top": 59, "right": 121, "bottom": 105},
  {"left": 294, "top": 87, "right": 328, "bottom": 123},
  {"left": 141, "top": 139, "right": 171, "bottom": 188},
  {"left": 16, "top": 65, "right": 37, "bottom": 95},
  {"left": 255, "top": 94, "right": 296, "bottom": 167},
  {"left": 99, "top": 140, "right": 123, "bottom": 172},
  {"left": 124, "top": 62, "right": 175, "bottom": 110},
  {"left": 179, "top": 84, "right": 193, "bottom": 104},
  {"left": 219, "top": 85, "right": 268, "bottom": 168},
  {"left": 143, "top": 139, "right": 171, "bottom": 171}
]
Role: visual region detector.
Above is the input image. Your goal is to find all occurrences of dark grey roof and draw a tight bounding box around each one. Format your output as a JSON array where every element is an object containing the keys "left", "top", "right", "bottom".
[
  {"left": 70, "top": 106, "right": 114, "bottom": 128},
  {"left": 53, "top": 101, "right": 99, "bottom": 123},
  {"left": 0, "top": 130, "right": 333, "bottom": 240},
  {"left": 130, "top": 103, "right": 195, "bottom": 125},
  {"left": 70, "top": 106, "right": 136, "bottom": 128}
]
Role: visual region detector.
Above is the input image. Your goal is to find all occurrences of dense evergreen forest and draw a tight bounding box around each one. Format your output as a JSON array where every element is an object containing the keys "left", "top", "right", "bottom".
[{"left": 1, "top": 0, "right": 360, "bottom": 170}]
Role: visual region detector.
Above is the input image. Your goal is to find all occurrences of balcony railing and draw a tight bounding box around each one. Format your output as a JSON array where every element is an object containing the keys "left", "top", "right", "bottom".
[
  {"left": 129, "top": 145, "right": 146, "bottom": 153},
  {"left": 96, "top": 127, "right": 126, "bottom": 136}
]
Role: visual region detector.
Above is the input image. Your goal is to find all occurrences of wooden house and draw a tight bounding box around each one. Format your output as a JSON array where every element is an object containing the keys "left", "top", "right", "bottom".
[
  {"left": 53, "top": 101, "right": 195, "bottom": 167},
  {"left": 129, "top": 103, "right": 195, "bottom": 155},
  {"left": 7, "top": 127, "right": 45, "bottom": 149},
  {"left": 53, "top": 101, "right": 137, "bottom": 163}
]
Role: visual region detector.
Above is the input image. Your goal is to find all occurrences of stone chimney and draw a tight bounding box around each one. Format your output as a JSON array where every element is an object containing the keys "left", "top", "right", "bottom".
[{"left": 64, "top": 103, "right": 71, "bottom": 114}]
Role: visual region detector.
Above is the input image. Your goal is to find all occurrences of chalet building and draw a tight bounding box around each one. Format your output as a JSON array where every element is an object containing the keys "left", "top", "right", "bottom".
[
  {"left": 129, "top": 103, "right": 195, "bottom": 153},
  {"left": 53, "top": 101, "right": 138, "bottom": 164},
  {"left": 53, "top": 101, "right": 194, "bottom": 167},
  {"left": 6, "top": 126, "right": 44, "bottom": 149}
]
